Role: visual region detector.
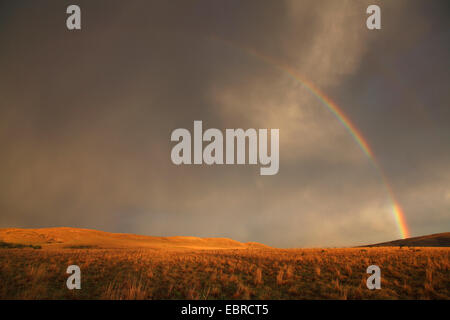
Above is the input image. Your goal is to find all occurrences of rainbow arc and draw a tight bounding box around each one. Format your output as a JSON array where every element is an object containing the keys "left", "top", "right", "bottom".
[{"left": 208, "top": 35, "right": 410, "bottom": 239}]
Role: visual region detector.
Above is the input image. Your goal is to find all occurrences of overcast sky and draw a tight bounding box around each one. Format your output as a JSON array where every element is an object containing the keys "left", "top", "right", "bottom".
[{"left": 0, "top": 0, "right": 449, "bottom": 247}]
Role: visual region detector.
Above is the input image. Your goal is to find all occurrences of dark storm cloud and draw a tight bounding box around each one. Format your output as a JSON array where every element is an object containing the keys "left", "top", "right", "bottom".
[{"left": 0, "top": 0, "right": 448, "bottom": 247}]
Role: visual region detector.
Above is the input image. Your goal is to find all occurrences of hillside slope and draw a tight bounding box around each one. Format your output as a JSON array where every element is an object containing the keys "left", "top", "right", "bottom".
[
  {"left": 0, "top": 227, "right": 270, "bottom": 250},
  {"left": 364, "top": 232, "right": 450, "bottom": 247}
]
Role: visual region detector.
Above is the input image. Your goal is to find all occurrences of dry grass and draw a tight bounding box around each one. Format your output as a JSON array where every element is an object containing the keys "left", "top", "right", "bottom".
[{"left": 0, "top": 247, "right": 448, "bottom": 299}]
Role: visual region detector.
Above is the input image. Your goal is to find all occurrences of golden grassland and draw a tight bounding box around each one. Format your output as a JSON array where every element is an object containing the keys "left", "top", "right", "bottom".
[{"left": 0, "top": 246, "right": 448, "bottom": 300}]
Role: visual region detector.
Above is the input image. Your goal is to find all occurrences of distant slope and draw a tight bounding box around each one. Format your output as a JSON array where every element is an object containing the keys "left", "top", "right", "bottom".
[
  {"left": 0, "top": 227, "right": 270, "bottom": 250},
  {"left": 363, "top": 232, "right": 450, "bottom": 247}
]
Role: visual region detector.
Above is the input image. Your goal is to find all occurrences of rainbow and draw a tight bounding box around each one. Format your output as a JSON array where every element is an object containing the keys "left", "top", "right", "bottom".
[{"left": 207, "top": 35, "right": 410, "bottom": 239}]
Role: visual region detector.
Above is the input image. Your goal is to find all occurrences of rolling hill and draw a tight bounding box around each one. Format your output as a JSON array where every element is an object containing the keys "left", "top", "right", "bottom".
[
  {"left": 0, "top": 227, "right": 269, "bottom": 250},
  {"left": 1, "top": 227, "right": 449, "bottom": 250},
  {"left": 363, "top": 232, "right": 450, "bottom": 247}
]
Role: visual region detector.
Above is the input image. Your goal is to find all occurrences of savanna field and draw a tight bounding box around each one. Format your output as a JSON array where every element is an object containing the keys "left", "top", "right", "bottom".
[{"left": 0, "top": 246, "right": 448, "bottom": 300}]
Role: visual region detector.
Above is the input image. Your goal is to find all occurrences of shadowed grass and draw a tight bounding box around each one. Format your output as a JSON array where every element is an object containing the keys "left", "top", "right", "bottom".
[{"left": 0, "top": 241, "right": 41, "bottom": 249}]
